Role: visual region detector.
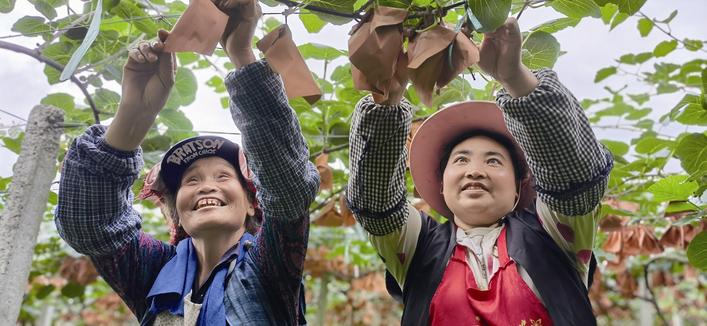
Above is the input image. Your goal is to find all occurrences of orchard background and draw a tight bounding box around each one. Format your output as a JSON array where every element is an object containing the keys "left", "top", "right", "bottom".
[{"left": 0, "top": 0, "right": 705, "bottom": 325}]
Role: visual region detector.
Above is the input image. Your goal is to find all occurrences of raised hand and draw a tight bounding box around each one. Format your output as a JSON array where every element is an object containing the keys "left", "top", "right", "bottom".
[
  {"left": 105, "top": 30, "right": 176, "bottom": 151},
  {"left": 216, "top": 0, "right": 261, "bottom": 68},
  {"left": 477, "top": 17, "right": 538, "bottom": 97},
  {"left": 122, "top": 30, "right": 176, "bottom": 115}
]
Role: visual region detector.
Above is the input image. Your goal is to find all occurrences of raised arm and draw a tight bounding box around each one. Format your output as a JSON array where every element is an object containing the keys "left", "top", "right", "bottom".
[
  {"left": 219, "top": 1, "right": 318, "bottom": 322},
  {"left": 346, "top": 85, "right": 423, "bottom": 288},
  {"left": 479, "top": 18, "right": 612, "bottom": 216},
  {"left": 479, "top": 18, "right": 612, "bottom": 283},
  {"left": 55, "top": 33, "right": 177, "bottom": 318}
]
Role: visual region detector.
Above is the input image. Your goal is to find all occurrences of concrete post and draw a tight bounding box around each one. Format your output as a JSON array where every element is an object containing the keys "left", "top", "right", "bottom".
[{"left": 0, "top": 105, "right": 63, "bottom": 325}]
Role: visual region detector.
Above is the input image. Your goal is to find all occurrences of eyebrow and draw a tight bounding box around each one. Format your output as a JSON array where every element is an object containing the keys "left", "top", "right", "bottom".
[{"left": 451, "top": 149, "right": 507, "bottom": 160}]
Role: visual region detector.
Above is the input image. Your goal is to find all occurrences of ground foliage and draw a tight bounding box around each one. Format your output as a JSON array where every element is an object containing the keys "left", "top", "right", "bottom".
[{"left": 1, "top": 0, "right": 706, "bottom": 324}]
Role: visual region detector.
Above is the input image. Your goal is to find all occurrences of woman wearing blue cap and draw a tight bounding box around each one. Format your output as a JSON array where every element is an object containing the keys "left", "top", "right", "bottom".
[{"left": 55, "top": 0, "right": 318, "bottom": 324}]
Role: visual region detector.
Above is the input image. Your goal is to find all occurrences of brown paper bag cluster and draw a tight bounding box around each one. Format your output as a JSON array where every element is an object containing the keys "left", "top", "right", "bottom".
[
  {"left": 349, "top": 6, "right": 480, "bottom": 106},
  {"left": 348, "top": 6, "right": 408, "bottom": 103},
  {"left": 408, "top": 25, "right": 479, "bottom": 106},
  {"left": 164, "top": 0, "right": 321, "bottom": 103}
]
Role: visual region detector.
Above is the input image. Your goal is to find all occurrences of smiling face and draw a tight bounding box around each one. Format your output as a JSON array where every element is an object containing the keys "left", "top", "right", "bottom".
[
  {"left": 175, "top": 156, "right": 254, "bottom": 239},
  {"left": 441, "top": 136, "right": 518, "bottom": 229}
]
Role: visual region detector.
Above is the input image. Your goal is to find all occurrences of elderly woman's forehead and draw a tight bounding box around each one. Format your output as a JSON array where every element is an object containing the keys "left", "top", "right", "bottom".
[{"left": 184, "top": 156, "right": 235, "bottom": 172}]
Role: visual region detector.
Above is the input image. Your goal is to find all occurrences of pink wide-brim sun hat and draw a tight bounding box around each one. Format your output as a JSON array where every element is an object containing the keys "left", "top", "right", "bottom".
[{"left": 409, "top": 101, "right": 532, "bottom": 219}]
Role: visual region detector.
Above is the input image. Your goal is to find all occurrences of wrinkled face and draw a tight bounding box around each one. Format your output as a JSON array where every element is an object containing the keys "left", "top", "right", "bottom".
[
  {"left": 176, "top": 156, "right": 254, "bottom": 238},
  {"left": 442, "top": 136, "right": 517, "bottom": 229}
]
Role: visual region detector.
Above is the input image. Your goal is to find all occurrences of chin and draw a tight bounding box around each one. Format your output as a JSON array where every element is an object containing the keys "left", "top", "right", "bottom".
[{"left": 188, "top": 223, "right": 243, "bottom": 238}]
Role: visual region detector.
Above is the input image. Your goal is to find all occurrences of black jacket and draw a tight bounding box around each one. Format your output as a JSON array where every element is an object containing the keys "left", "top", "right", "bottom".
[{"left": 385, "top": 205, "right": 598, "bottom": 326}]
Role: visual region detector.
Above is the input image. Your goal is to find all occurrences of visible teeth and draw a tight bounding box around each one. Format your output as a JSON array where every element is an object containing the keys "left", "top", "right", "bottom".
[{"left": 195, "top": 198, "right": 223, "bottom": 210}]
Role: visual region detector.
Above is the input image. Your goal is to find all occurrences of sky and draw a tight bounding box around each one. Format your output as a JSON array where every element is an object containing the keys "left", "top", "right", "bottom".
[{"left": 0, "top": 0, "right": 706, "bottom": 178}]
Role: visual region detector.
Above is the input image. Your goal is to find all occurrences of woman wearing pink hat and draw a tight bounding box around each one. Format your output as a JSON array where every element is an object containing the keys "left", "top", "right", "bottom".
[
  {"left": 55, "top": 1, "right": 317, "bottom": 325},
  {"left": 347, "top": 18, "right": 612, "bottom": 325}
]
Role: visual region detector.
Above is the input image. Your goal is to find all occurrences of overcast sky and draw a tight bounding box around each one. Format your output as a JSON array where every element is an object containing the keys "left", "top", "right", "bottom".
[{"left": 1, "top": 0, "right": 705, "bottom": 178}]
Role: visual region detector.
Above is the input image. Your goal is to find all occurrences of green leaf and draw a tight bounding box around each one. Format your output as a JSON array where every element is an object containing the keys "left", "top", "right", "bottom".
[
  {"left": 637, "top": 17, "right": 652, "bottom": 37},
  {"left": 647, "top": 175, "right": 698, "bottom": 202},
  {"left": 599, "top": 3, "right": 618, "bottom": 25},
  {"left": 47, "top": 191, "right": 58, "bottom": 205},
  {"left": 300, "top": 10, "right": 328, "bottom": 33},
  {"left": 467, "top": 0, "right": 512, "bottom": 33},
  {"left": 298, "top": 43, "right": 346, "bottom": 60},
  {"left": 687, "top": 231, "right": 707, "bottom": 271},
  {"left": 92, "top": 88, "right": 121, "bottom": 114},
  {"left": 549, "top": 0, "right": 601, "bottom": 18},
  {"left": 328, "top": 122, "right": 349, "bottom": 146},
  {"left": 601, "top": 139, "right": 629, "bottom": 156},
  {"left": 165, "top": 67, "right": 198, "bottom": 108},
  {"left": 109, "top": 0, "right": 158, "bottom": 34},
  {"left": 262, "top": 17, "right": 281, "bottom": 33},
  {"left": 674, "top": 133, "right": 707, "bottom": 178},
  {"left": 308, "top": 0, "right": 357, "bottom": 25},
  {"left": 60, "top": 282, "right": 85, "bottom": 298},
  {"left": 614, "top": 0, "right": 646, "bottom": 15},
  {"left": 653, "top": 40, "right": 678, "bottom": 57},
  {"left": 35, "top": 284, "right": 55, "bottom": 299},
  {"left": 675, "top": 103, "right": 707, "bottom": 126},
  {"left": 60, "top": 0, "right": 102, "bottom": 81},
  {"left": 665, "top": 201, "right": 698, "bottom": 214},
  {"left": 220, "top": 96, "right": 229, "bottom": 109},
  {"left": 142, "top": 135, "right": 172, "bottom": 152},
  {"left": 531, "top": 17, "right": 581, "bottom": 34},
  {"left": 177, "top": 52, "right": 199, "bottom": 65},
  {"left": 628, "top": 93, "right": 649, "bottom": 105},
  {"left": 521, "top": 31, "right": 561, "bottom": 69},
  {"left": 0, "top": 0, "right": 15, "bottom": 13},
  {"left": 1, "top": 133, "right": 24, "bottom": 154},
  {"left": 594, "top": 66, "right": 617, "bottom": 83},
  {"left": 684, "top": 39, "right": 704, "bottom": 52},
  {"left": 28, "top": 0, "right": 64, "bottom": 20},
  {"left": 11, "top": 16, "right": 46, "bottom": 36},
  {"left": 667, "top": 94, "right": 702, "bottom": 121},
  {"left": 625, "top": 108, "right": 651, "bottom": 120},
  {"left": 635, "top": 136, "right": 672, "bottom": 154},
  {"left": 634, "top": 52, "right": 653, "bottom": 63},
  {"left": 702, "top": 67, "right": 707, "bottom": 94},
  {"left": 41, "top": 93, "right": 75, "bottom": 111},
  {"left": 610, "top": 12, "right": 629, "bottom": 30}
]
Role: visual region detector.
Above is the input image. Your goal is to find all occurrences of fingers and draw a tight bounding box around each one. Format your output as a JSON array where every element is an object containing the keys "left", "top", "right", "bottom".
[
  {"left": 157, "top": 49, "right": 176, "bottom": 89},
  {"left": 129, "top": 41, "right": 161, "bottom": 64},
  {"left": 128, "top": 29, "right": 172, "bottom": 65},
  {"left": 158, "top": 29, "right": 170, "bottom": 43}
]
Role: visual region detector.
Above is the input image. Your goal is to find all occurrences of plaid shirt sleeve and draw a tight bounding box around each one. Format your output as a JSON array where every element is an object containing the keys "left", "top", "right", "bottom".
[
  {"left": 225, "top": 60, "right": 319, "bottom": 323},
  {"left": 496, "top": 69, "right": 613, "bottom": 216},
  {"left": 346, "top": 95, "right": 413, "bottom": 236},
  {"left": 55, "top": 125, "right": 175, "bottom": 319},
  {"left": 55, "top": 125, "right": 145, "bottom": 255}
]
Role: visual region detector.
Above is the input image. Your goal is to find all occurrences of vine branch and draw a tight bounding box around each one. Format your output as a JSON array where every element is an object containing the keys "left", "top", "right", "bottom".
[
  {"left": 272, "top": 0, "right": 362, "bottom": 19},
  {"left": 309, "top": 187, "right": 345, "bottom": 215},
  {"left": 309, "top": 142, "right": 349, "bottom": 160},
  {"left": 638, "top": 11, "right": 707, "bottom": 54},
  {"left": 0, "top": 40, "right": 101, "bottom": 124},
  {"left": 642, "top": 256, "right": 689, "bottom": 326}
]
